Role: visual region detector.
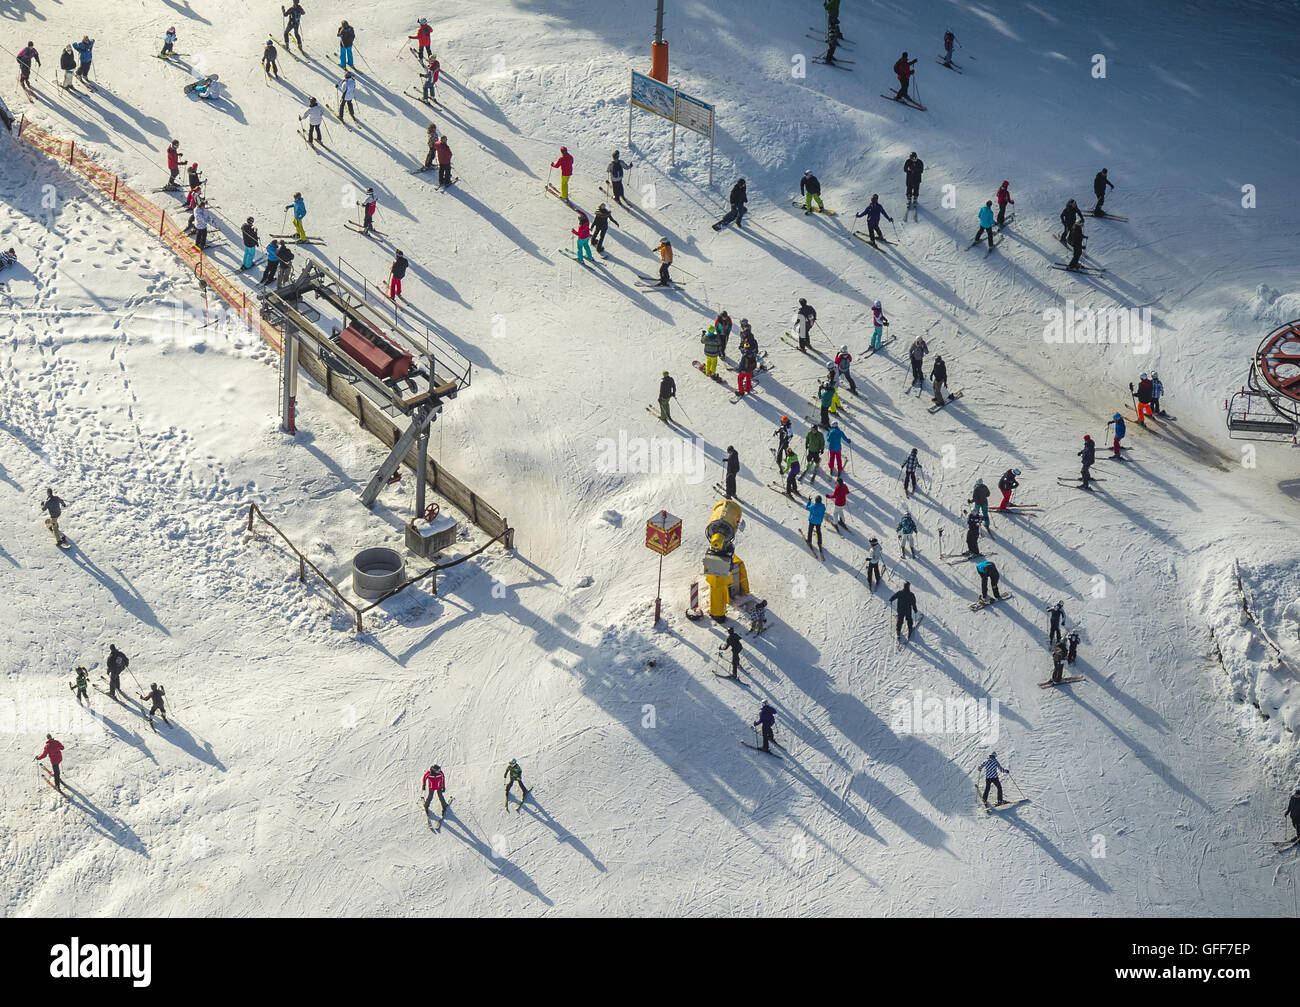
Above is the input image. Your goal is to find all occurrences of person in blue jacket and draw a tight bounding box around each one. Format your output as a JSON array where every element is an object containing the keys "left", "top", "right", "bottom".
[
  {"left": 974, "top": 200, "right": 995, "bottom": 249},
  {"left": 285, "top": 192, "right": 308, "bottom": 241},
  {"left": 854, "top": 194, "right": 892, "bottom": 244},
  {"left": 975, "top": 557, "right": 1005, "bottom": 601},
  {"left": 805, "top": 494, "right": 826, "bottom": 552},
  {"left": 826, "top": 423, "right": 850, "bottom": 476},
  {"left": 260, "top": 240, "right": 279, "bottom": 285},
  {"left": 1107, "top": 412, "right": 1126, "bottom": 458},
  {"left": 72, "top": 36, "right": 94, "bottom": 81}
]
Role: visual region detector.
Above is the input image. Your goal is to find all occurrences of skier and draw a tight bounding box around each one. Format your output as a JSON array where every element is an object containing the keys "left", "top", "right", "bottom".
[
  {"left": 901, "top": 448, "right": 921, "bottom": 496},
  {"left": 41, "top": 487, "right": 68, "bottom": 544},
  {"left": 105, "top": 644, "right": 128, "bottom": 700},
  {"left": 713, "top": 177, "right": 747, "bottom": 231},
  {"left": 59, "top": 46, "right": 76, "bottom": 89},
  {"left": 736, "top": 345, "right": 756, "bottom": 397},
  {"left": 781, "top": 447, "right": 803, "bottom": 497},
  {"left": 888, "top": 580, "right": 920, "bottom": 640},
  {"left": 300, "top": 97, "right": 325, "bottom": 145},
  {"left": 606, "top": 151, "right": 632, "bottom": 205},
  {"left": 36, "top": 734, "right": 64, "bottom": 792},
  {"left": 337, "top": 20, "right": 356, "bottom": 69},
  {"left": 870, "top": 299, "right": 889, "bottom": 350},
  {"left": 652, "top": 237, "right": 673, "bottom": 286},
  {"left": 806, "top": 495, "right": 826, "bottom": 553},
  {"left": 1047, "top": 600, "right": 1066, "bottom": 644},
  {"left": 657, "top": 370, "right": 676, "bottom": 423},
  {"left": 855, "top": 194, "right": 892, "bottom": 244},
  {"left": 816, "top": 380, "right": 836, "bottom": 430},
  {"left": 754, "top": 702, "right": 777, "bottom": 752},
  {"left": 357, "top": 187, "right": 377, "bottom": 233},
  {"left": 1107, "top": 412, "right": 1126, "bottom": 459},
  {"left": 570, "top": 212, "right": 593, "bottom": 264},
  {"left": 969, "top": 477, "right": 991, "bottom": 529},
  {"left": 16, "top": 42, "right": 40, "bottom": 89},
  {"left": 275, "top": 241, "right": 295, "bottom": 287},
  {"left": 161, "top": 27, "right": 177, "bottom": 59},
  {"left": 336, "top": 71, "right": 359, "bottom": 123},
  {"left": 974, "top": 200, "right": 996, "bottom": 250},
  {"left": 908, "top": 336, "right": 928, "bottom": 387},
  {"left": 139, "top": 682, "right": 170, "bottom": 727},
  {"left": 182, "top": 185, "right": 201, "bottom": 234},
  {"left": 70, "top": 666, "right": 89, "bottom": 705},
  {"left": 865, "top": 537, "right": 883, "bottom": 589},
  {"left": 1151, "top": 373, "right": 1165, "bottom": 416},
  {"left": 187, "top": 161, "right": 203, "bottom": 190},
  {"left": 700, "top": 324, "right": 722, "bottom": 377},
  {"left": 803, "top": 425, "right": 824, "bottom": 483},
  {"left": 591, "top": 202, "right": 618, "bottom": 254},
  {"left": 794, "top": 297, "right": 817, "bottom": 352},
  {"left": 260, "top": 240, "right": 279, "bottom": 285},
  {"left": 830, "top": 477, "right": 850, "bottom": 527},
  {"left": 263, "top": 38, "right": 280, "bottom": 79},
  {"left": 240, "top": 217, "right": 259, "bottom": 271},
  {"left": 904, "top": 152, "right": 924, "bottom": 206},
  {"left": 72, "top": 36, "right": 94, "bottom": 82},
  {"left": 1066, "top": 219, "right": 1087, "bottom": 270},
  {"left": 893, "top": 52, "right": 919, "bottom": 101},
  {"left": 1066, "top": 630, "right": 1081, "bottom": 664},
  {"left": 979, "top": 752, "right": 1008, "bottom": 806},
  {"left": 551, "top": 145, "right": 574, "bottom": 201},
  {"left": 417, "top": 59, "right": 438, "bottom": 103},
  {"left": 0, "top": 248, "right": 15, "bottom": 269},
  {"left": 996, "top": 468, "right": 1020, "bottom": 511},
  {"left": 800, "top": 170, "right": 824, "bottom": 214},
  {"left": 503, "top": 758, "right": 529, "bottom": 808},
  {"left": 720, "top": 626, "right": 742, "bottom": 679},
  {"left": 285, "top": 192, "right": 308, "bottom": 242},
  {"left": 389, "top": 249, "right": 408, "bottom": 298},
  {"left": 724, "top": 445, "right": 739, "bottom": 500},
  {"left": 164, "top": 140, "right": 184, "bottom": 189},
  {"left": 834, "top": 345, "right": 856, "bottom": 394},
  {"left": 193, "top": 200, "right": 212, "bottom": 251},
  {"left": 823, "top": 16, "right": 843, "bottom": 64},
  {"left": 1050, "top": 638, "right": 1069, "bottom": 684},
  {"left": 975, "top": 557, "right": 1005, "bottom": 601},
  {"left": 942, "top": 30, "right": 956, "bottom": 66},
  {"left": 422, "top": 764, "right": 448, "bottom": 815},
  {"left": 1059, "top": 198, "right": 1083, "bottom": 243},
  {"left": 773, "top": 415, "right": 793, "bottom": 464},
  {"left": 1078, "top": 433, "right": 1095, "bottom": 489},
  {"left": 737, "top": 318, "right": 757, "bottom": 360},
  {"left": 282, "top": 2, "right": 305, "bottom": 51},
  {"left": 964, "top": 508, "right": 983, "bottom": 557},
  {"left": 929, "top": 355, "right": 950, "bottom": 407},
  {"left": 995, "top": 181, "right": 1015, "bottom": 226},
  {"left": 410, "top": 19, "right": 433, "bottom": 63},
  {"left": 435, "top": 135, "right": 452, "bottom": 187},
  {"left": 896, "top": 510, "right": 918, "bottom": 558},
  {"left": 1287, "top": 789, "right": 1300, "bottom": 842},
  {"left": 420, "top": 123, "right": 440, "bottom": 170},
  {"left": 1092, "top": 168, "right": 1114, "bottom": 214},
  {"left": 1134, "top": 373, "right": 1154, "bottom": 423},
  {"left": 826, "top": 423, "right": 850, "bottom": 476}
]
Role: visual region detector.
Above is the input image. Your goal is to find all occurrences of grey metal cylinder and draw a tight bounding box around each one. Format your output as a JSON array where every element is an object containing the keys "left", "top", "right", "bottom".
[{"left": 352, "top": 547, "right": 406, "bottom": 599}]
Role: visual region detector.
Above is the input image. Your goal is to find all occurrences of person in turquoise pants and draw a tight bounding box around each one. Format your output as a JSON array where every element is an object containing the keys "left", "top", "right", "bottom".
[
  {"left": 571, "top": 212, "right": 593, "bottom": 263},
  {"left": 871, "top": 299, "right": 888, "bottom": 349}
]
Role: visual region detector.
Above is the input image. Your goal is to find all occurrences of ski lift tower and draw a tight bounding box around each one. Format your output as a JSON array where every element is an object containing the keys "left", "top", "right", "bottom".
[{"left": 1226, "top": 318, "right": 1300, "bottom": 442}]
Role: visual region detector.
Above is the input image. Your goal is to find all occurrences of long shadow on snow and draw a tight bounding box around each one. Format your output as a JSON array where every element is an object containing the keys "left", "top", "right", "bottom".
[
  {"left": 52, "top": 779, "right": 149, "bottom": 857},
  {"left": 439, "top": 811, "right": 553, "bottom": 905},
  {"left": 521, "top": 796, "right": 607, "bottom": 872},
  {"left": 67, "top": 545, "right": 170, "bottom": 636},
  {"left": 995, "top": 810, "right": 1112, "bottom": 893}
]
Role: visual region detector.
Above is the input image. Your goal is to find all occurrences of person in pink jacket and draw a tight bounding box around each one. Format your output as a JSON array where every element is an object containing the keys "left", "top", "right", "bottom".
[
  {"left": 995, "top": 180, "right": 1015, "bottom": 226},
  {"left": 37, "top": 733, "right": 64, "bottom": 791},
  {"left": 551, "top": 145, "right": 574, "bottom": 200},
  {"left": 570, "top": 211, "right": 592, "bottom": 263},
  {"left": 422, "top": 764, "right": 448, "bottom": 815}
]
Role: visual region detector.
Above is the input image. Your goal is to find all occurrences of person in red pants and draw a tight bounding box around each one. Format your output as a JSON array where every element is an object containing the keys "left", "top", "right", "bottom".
[
  {"left": 389, "top": 250, "right": 408, "bottom": 299},
  {"left": 736, "top": 347, "right": 756, "bottom": 396},
  {"left": 996, "top": 467, "right": 1020, "bottom": 510}
]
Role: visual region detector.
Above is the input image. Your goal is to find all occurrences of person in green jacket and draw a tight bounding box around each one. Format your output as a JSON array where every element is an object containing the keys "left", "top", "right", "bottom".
[
  {"left": 504, "top": 758, "right": 530, "bottom": 809},
  {"left": 804, "top": 426, "right": 825, "bottom": 483},
  {"left": 70, "top": 666, "right": 89, "bottom": 705}
]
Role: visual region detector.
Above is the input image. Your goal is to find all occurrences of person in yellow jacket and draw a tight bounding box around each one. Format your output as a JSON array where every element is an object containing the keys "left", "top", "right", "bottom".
[{"left": 653, "top": 237, "right": 673, "bottom": 286}]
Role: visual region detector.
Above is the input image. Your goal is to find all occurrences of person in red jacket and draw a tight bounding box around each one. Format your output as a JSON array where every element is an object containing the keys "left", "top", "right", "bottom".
[
  {"left": 570, "top": 211, "right": 593, "bottom": 263},
  {"left": 551, "top": 145, "right": 574, "bottom": 201},
  {"left": 995, "top": 181, "right": 1015, "bottom": 226},
  {"left": 893, "top": 52, "right": 918, "bottom": 101},
  {"left": 422, "top": 764, "right": 448, "bottom": 815},
  {"left": 830, "top": 478, "right": 850, "bottom": 527},
  {"left": 434, "top": 136, "right": 453, "bottom": 187},
  {"left": 409, "top": 18, "right": 433, "bottom": 63},
  {"left": 165, "top": 139, "right": 183, "bottom": 189},
  {"left": 36, "top": 733, "right": 64, "bottom": 791}
]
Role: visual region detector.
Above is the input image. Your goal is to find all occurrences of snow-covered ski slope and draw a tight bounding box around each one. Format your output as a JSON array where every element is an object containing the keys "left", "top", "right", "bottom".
[{"left": 3, "top": 0, "right": 1300, "bottom": 917}]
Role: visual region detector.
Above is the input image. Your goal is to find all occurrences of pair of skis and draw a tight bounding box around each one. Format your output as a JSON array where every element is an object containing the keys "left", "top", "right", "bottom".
[
  {"left": 970, "top": 593, "right": 1014, "bottom": 611},
  {"left": 881, "top": 89, "right": 926, "bottom": 111}
]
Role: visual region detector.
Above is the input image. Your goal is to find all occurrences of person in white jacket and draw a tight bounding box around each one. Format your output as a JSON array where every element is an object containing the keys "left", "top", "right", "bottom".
[
  {"left": 193, "top": 200, "right": 211, "bottom": 250},
  {"left": 336, "top": 72, "right": 358, "bottom": 122},
  {"left": 300, "top": 97, "right": 324, "bottom": 145},
  {"left": 864, "top": 536, "right": 883, "bottom": 590}
]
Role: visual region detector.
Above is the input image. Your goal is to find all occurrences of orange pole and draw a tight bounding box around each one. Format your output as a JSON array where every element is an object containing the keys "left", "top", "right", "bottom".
[{"left": 650, "top": 41, "right": 668, "bottom": 82}]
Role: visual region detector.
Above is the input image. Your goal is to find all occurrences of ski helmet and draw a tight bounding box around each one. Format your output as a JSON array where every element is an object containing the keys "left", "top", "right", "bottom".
[
  {"left": 976, "top": 478, "right": 984, "bottom": 486},
  {"left": 1083, "top": 434, "right": 1092, "bottom": 441},
  {"left": 780, "top": 415, "right": 789, "bottom": 424},
  {"left": 366, "top": 186, "right": 373, "bottom": 193},
  {"left": 419, "top": 18, "right": 428, "bottom": 25},
  {"left": 659, "top": 236, "right": 668, "bottom": 244},
  {"left": 598, "top": 202, "right": 607, "bottom": 210},
  {"left": 169, "top": 27, "right": 175, "bottom": 32},
  {"left": 910, "top": 447, "right": 917, "bottom": 454},
  {"left": 509, "top": 758, "right": 517, "bottom": 765},
  {"left": 612, "top": 150, "right": 619, "bottom": 158},
  {"left": 799, "top": 297, "right": 807, "bottom": 306},
  {"left": 874, "top": 299, "right": 881, "bottom": 308},
  {"left": 1012, "top": 468, "right": 1021, "bottom": 476},
  {"left": 740, "top": 318, "right": 749, "bottom": 326},
  {"left": 1140, "top": 372, "right": 1148, "bottom": 380},
  {"left": 910, "top": 151, "right": 916, "bottom": 157},
  {"left": 294, "top": 192, "right": 302, "bottom": 199},
  {"left": 560, "top": 145, "right": 567, "bottom": 152},
  {"left": 1001, "top": 180, "right": 1009, "bottom": 187},
  {"left": 831, "top": 422, "right": 838, "bottom": 429},
  {"left": 191, "top": 162, "right": 198, "bottom": 168},
  {"left": 246, "top": 216, "right": 254, "bottom": 224},
  {"left": 985, "top": 199, "right": 993, "bottom": 207},
  {"left": 663, "top": 370, "right": 669, "bottom": 377},
  {"left": 871, "top": 193, "right": 879, "bottom": 201},
  {"left": 840, "top": 345, "right": 848, "bottom": 354},
  {"left": 803, "top": 169, "right": 811, "bottom": 175},
  {"left": 1152, "top": 371, "right": 1159, "bottom": 379},
  {"left": 432, "top": 764, "right": 440, "bottom": 772},
  {"left": 1113, "top": 413, "right": 1122, "bottom": 421}
]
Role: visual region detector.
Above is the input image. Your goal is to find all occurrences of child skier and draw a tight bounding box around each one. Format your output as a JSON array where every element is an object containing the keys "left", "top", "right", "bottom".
[
  {"left": 571, "top": 212, "right": 593, "bottom": 263},
  {"left": 871, "top": 299, "right": 889, "bottom": 350},
  {"left": 896, "top": 511, "right": 918, "bottom": 558},
  {"left": 830, "top": 477, "right": 850, "bottom": 527},
  {"left": 504, "top": 758, "right": 529, "bottom": 809}
]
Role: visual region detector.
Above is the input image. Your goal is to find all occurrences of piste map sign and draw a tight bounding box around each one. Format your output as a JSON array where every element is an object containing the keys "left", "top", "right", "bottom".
[{"left": 627, "top": 72, "right": 716, "bottom": 184}]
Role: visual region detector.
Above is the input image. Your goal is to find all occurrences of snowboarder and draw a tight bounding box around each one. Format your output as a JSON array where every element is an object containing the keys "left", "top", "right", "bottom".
[
  {"left": 700, "top": 324, "right": 722, "bottom": 377},
  {"left": 1078, "top": 434, "right": 1096, "bottom": 489},
  {"left": 964, "top": 509, "right": 983, "bottom": 556},
  {"left": 901, "top": 447, "right": 921, "bottom": 496},
  {"left": 830, "top": 477, "right": 850, "bottom": 526},
  {"left": 1047, "top": 600, "right": 1066, "bottom": 644},
  {"left": 773, "top": 415, "right": 793, "bottom": 464},
  {"left": 800, "top": 170, "right": 824, "bottom": 214},
  {"left": 337, "top": 20, "right": 356, "bottom": 69},
  {"left": 826, "top": 423, "right": 850, "bottom": 475},
  {"left": 389, "top": 249, "right": 409, "bottom": 298},
  {"left": 888, "top": 580, "right": 920, "bottom": 640},
  {"left": 71, "top": 36, "right": 94, "bottom": 82},
  {"left": 979, "top": 751, "right": 1008, "bottom": 805},
  {"left": 1066, "top": 219, "right": 1087, "bottom": 269},
  {"left": 896, "top": 510, "right": 918, "bottom": 558},
  {"left": 551, "top": 145, "right": 574, "bottom": 201},
  {"left": 285, "top": 192, "right": 308, "bottom": 242},
  {"left": 1107, "top": 412, "right": 1126, "bottom": 459},
  {"left": 260, "top": 239, "right": 279, "bottom": 284},
  {"left": 855, "top": 194, "right": 892, "bottom": 244},
  {"left": 41, "top": 487, "right": 68, "bottom": 545},
  {"left": 657, "top": 371, "right": 676, "bottom": 423},
  {"left": 724, "top": 445, "right": 739, "bottom": 500},
  {"left": 1050, "top": 638, "right": 1069, "bottom": 684},
  {"left": 893, "top": 52, "right": 919, "bottom": 100},
  {"left": 865, "top": 537, "right": 883, "bottom": 589},
  {"left": 753, "top": 702, "right": 777, "bottom": 751},
  {"left": 870, "top": 299, "right": 889, "bottom": 350},
  {"left": 240, "top": 217, "right": 259, "bottom": 271},
  {"left": 1286, "top": 789, "right": 1300, "bottom": 841},
  {"left": 929, "top": 355, "right": 949, "bottom": 406},
  {"left": 975, "top": 557, "right": 1004, "bottom": 600},
  {"left": 422, "top": 764, "right": 448, "bottom": 814},
  {"left": 834, "top": 345, "right": 856, "bottom": 394},
  {"left": 165, "top": 140, "right": 184, "bottom": 189},
  {"left": 336, "top": 71, "right": 359, "bottom": 122},
  {"left": 591, "top": 202, "right": 618, "bottom": 254},
  {"left": 904, "top": 152, "right": 924, "bottom": 205},
  {"left": 969, "top": 478, "right": 991, "bottom": 528},
  {"left": 652, "top": 237, "right": 673, "bottom": 286},
  {"left": 139, "top": 682, "right": 170, "bottom": 727},
  {"left": 503, "top": 758, "right": 529, "bottom": 808},
  {"left": 263, "top": 38, "right": 280, "bottom": 79},
  {"left": 300, "top": 97, "right": 325, "bottom": 145},
  {"left": 1092, "top": 168, "right": 1114, "bottom": 214},
  {"left": 1151, "top": 373, "right": 1165, "bottom": 416},
  {"left": 781, "top": 448, "right": 803, "bottom": 496},
  {"left": 1059, "top": 198, "right": 1083, "bottom": 243},
  {"left": 995, "top": 181, "right": 1015, "bottom": 226},
  {"left": 160, "top": 27, "right": 178, "bottom": 59},
  {"left": 1066, "top": 630, "right": 1081, "bottom": 664},
  {"left": 570, "top": 212, "right": 593, "bottom": 264},
  {"left": 36, "top": 734, "right": 64, "bottom": 791},
  {"left": 942, "top": 30, "right": 956, "bottom": 66},
  {"left": 282, "top": 2, "right": 305, "bottom": 51},
  {"left": 908, "top": 336, "right": 928, "bottom": 387},
  {"left": 410, "top": 19, "right": 433, "bottom": 63},
  {"left": 1134, "top": 373, "right": 1154, "bottom": 423},
  {"left": 59, "top": 46, "right": 76, "bottom": 88},
  {"left": 606, "top": 151, "right": 632, "bottom": 205},
  {"left": 357, "top": 187, "right": 377, "bottom": 233},
  {"left": 70, "top": 666, "right": 89, "bottom": 705},
  {"left": 713, "top": 178, "right": 747, "bottom": 230},
  {"left": 435, "top": 136, "right": 452, "bottom": 187},
  {"left": 974, "top": 200, "right": 996, "bottom": 250},
  {"left": 794, "top": 298, "right": 817, "bottom": 352},
  {"left": 806, "top": 494, "right": 826, "bottom": 552},
  {"left": 105, "top": 644, "right": 128, "bottom": 699},
  {"left": 720, "top": 627, "right": 742, "bottom": 679},
  {"left": 996, "top": 468, "right": 1020, "bottom": 511},
  {"left": 804, "top": 423, "right": 825, "bottom": 482}
]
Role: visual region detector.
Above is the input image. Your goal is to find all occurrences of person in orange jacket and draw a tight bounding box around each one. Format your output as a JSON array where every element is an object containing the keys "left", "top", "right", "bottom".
[
  {"left": 551, "top": 145, "right": 574, "bottom": 200},
  {"left": 36, "top": 733, "right": 64, "bottom": 791},
  {"left": 571, "top": 211, "right": 593, "bottom": 263},
  {"left": 653, "top": 237, "right": 673, "bottom": 286}
]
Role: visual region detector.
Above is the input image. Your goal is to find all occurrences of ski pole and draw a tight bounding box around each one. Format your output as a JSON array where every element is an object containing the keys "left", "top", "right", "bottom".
[
  {"left": 396, "top": 38, "right": 408, "bottom": 58},
  {"left": 671, "top": 394, "right": 693, "bottom": 424},
  {"left": 1004, "top": 770, "right": 1027, "bottom": 801}
]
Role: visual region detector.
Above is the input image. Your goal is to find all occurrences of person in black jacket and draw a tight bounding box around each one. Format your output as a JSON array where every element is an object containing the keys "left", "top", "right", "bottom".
[
  {"left": 965, "top": 509, "right": 983, "bottom": 556},
  {"left": 720, "top": 627, "right": 742, "bottom": 679},
  {"left": 657, "top": 371, "right": 676, "bottom": 423},
  {"left": 904, "top": 152, "right": 924, "bottom": 205},
  {"left": 888, "top": 581, "right": 919, "bottom": 641},
  {"left": 1066, "top": 220, "right": 1086, "bottom": 269},
  {"left": 1047, "top": 600, "right": 1066, "bottom": 644},
  {"left": 724, "top": 446, "right": 739, "bottom": 500},
  {"left": 996, "top": 467, "right": 1020, "bottom": 511},
  {"left": 736, "top": 348, "right": 757, "bottom": 397},
  {"left": 591, "top": 202, "right": 618, "bottom": 254},
  {"left": 929, "top": 355, "right": 949, "bottom": 406},
  {"left": 389, "top": 249, "right": 408, "bottom": 299},
  {"left": 59, "top": 45, "right": 77, "bottom": 89},
  {"left": 240, "top": 217, "right": 259, "bottom": 271},
  {"left": 969, "top": 478, "right": 991, "bottom": 529},
  {"left": 800, "top": 171, "right": 824, "bottom": 214},
  {"left": 1078, "top": 434, "right": 1096, "bottom": 489},
  {"left": 754, "top": 703, "right": 776, "bottom": 751},
  {"left": 139, "top": 683, "right": 170, "bottom": 727},
  {"left": 337, "top": 20, "right": 356, "bottom": 69},
  {"left": 1092, "top": 168, "right": 1114, "bottom": 214},
  {"left": 275, "top": 240, "right": 295, "bottom": 287},
  {"left": 713, "top": 178, "right": 748, "bottom": 230},
  {"left": 106, "top": 644, "right": 129, "bottom": 699},
  {"left": 1287, "top": 789, "right": 1300, "bottom": 841},
  {"left": 1059, "top": 198, "right": 1083, "bottom": 244},
  {"left": 41, "top": 488, "right": 68, "bottom": 543}
]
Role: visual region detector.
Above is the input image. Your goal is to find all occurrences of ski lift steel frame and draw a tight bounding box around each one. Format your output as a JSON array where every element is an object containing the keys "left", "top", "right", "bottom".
[{"left": 1226, "top": 318, "right": 1300, "bottom": 441}]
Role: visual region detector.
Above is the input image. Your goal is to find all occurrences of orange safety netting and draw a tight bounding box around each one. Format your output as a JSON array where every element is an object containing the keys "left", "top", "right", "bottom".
[{"left": 17, "top": 117, "right": 283, "bottom": 352}]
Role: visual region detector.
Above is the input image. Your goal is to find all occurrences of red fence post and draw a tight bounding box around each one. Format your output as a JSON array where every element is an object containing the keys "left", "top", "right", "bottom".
[
  {"left": 159, "top": 209, "right": 165, "bottom": 236},
  {"left": 112, "top": 176, "right": 118, "bottom": 203},
  {"left": 68, "top": 141, "right": 75, "bottom": 165}
]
